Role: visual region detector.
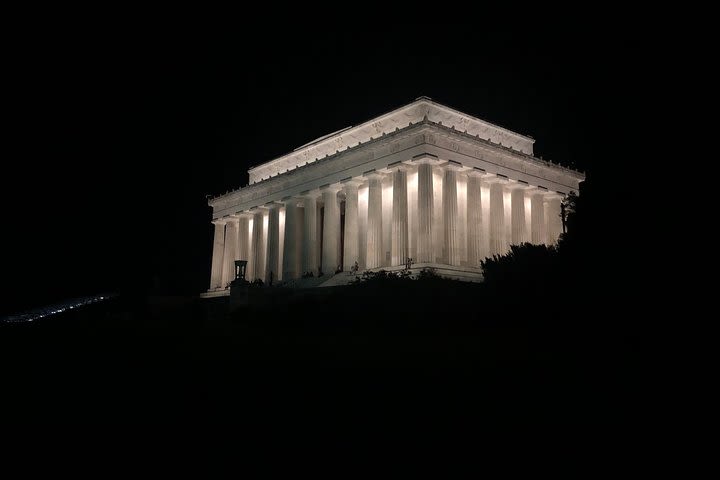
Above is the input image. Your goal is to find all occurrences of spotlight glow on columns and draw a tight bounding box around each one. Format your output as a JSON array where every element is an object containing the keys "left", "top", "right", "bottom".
[
  {"left": 278, "top": 208, "right": 286, "bottom": 280},
  {"left": 408, "top": 171, "right": 418, "bottom": 259},
  {"left": 382, "top": 182, "right": 393, "bottom": 266},
  {"left": 359, "top": 186, "right": 369, "bottom": 207},
  {"left": 457, "top": 175, "right": 467, "bottom": 264},
  {"left": 524, "top": 195, "right": 532, "bottom": 242},
  {"left": 205, "top": 99, "right": 585, "bottom": 292},
  {"left": 358, "top": 186, "right": 369, "bottom": 269},
  {"left": 409, "top": 171, "right": 418, "bottom": 191},
  {"left": 503, "top": 188, "right": 512, "bottom": 251}
]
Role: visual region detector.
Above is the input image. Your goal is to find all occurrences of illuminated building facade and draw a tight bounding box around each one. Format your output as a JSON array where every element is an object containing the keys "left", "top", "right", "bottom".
[{"left": 204, "top": 97, "right": 584, "bottom": 295}]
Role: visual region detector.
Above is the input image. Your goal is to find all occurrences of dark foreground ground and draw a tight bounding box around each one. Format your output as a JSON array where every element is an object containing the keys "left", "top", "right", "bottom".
[{"left": 1, "top": 279, "right": 647, "bottom": 464}]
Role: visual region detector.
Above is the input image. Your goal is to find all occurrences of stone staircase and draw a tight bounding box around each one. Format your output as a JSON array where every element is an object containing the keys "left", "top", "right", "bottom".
[
  {"left": 275, "top": 263, "right": 483, "bottom": 290},
  {"left": 317, "top": 272, "right": 361, "bottom": 288},
  {"left": 279, "top": 275, "right": 331, "bottom": 289}
]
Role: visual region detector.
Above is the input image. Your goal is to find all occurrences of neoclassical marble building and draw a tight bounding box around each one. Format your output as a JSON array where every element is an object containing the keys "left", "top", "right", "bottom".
[{"left": 205, "top": 97, "right": 583, "bottom": 294}]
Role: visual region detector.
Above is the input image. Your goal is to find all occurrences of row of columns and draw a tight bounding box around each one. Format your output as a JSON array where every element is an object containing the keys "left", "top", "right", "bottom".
[{"left": 209, "top": 163, "right": 564, "bottom": 290}]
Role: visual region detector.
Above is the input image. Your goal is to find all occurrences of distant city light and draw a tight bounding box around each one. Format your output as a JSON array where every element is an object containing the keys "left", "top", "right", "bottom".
[{"left": 2, "top": 293, "right": 117, "bottom": 323}]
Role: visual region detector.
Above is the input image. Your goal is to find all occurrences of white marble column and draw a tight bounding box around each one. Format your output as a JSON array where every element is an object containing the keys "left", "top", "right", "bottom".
[
  {"left": 282, "top": 199, "right": 301, "bottom": 280},
  {"left": 265, "top": 204, "right": 280, "bottom": 284},
  {"left": 391, "top": 167, "right": 409, "bottom": 266},
  {"left": 530, "top": 192, "right": 546, "bottom": 245},
  {"left": 342, "top": 181, "right": 361, "bottom": 271},
  {"left": 416, "top": 162, "right": 434, "bottom": 263},
  {"left": 302, "top": 195, "right": 318, "bottom": 275},
  {"left": 523, "top": 193, "right": 532, "bottom": 244},
  {"left": 489, "top": 181, "right": 506, "bottom": 256},
  {"left": 545, "top": 195, "right": 563, "bottom": 245},
  {"left": 210, "top": 220, "right": 225, "bottom": 289},
  {"left": 221, "top": 217, "right": 238, "bottom": 287},
  {"left": 238, "top": 215, "right": 250, "bottom": 263},
  {"left": 366, "top": 173, "right": 384, "bottom": 269},
  {"left": 466, "top": 172, "right": 483, "bottom": 267},
  {"left": 442, "top": 165, "right": 460, "bottom": 266},
  {"left": 381, "top": 175, "right": 392, "bottom": 266},
  {"left": 250, "top": 211, "right": 264, "bottom": 281},
  {"left": 510, "top": 186, "right": 527, "bottom": 246},
  {"left": 321, "top": 186, "right": 341, "bottom": 274},
  {"left": 503, "top": 186, "right": 513, "bottom": 250}
]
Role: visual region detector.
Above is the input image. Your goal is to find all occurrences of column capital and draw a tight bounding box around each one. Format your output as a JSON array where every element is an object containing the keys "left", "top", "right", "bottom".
[
  {"left": 261, "top": 201, "right": 282, "bottom": 210},
  {"left": 280, "top": 196, "right": 303, "bottom": 207},
  {"left": 409, "top": 153, "right": 443, "bottom": 165},
  {"left": 297, "top": 189, "right": 322, "bottom": 200},
  {"left": 526, "top": 186, "right": 562, "bottom": 198},
  {"left": 505, "top": 179, "right": 533, "bottom": 190},
  {"left": 318, "top": 182, "right": 343, "bottom": 194},
  {"left": 469, "top": 169, "right": 500, "bottom": 180},
  {"left": 235, "top": 210, "right": 255, "bottom": 219},
  {"left": 212, "top": 218, "right": 228, "bottom": 225},
  {"left": 465, "top": 167, "right": 488, "bottom": 178},
  {"left": 384, "top": 160, "right": 412, "bottom": 172},
  {"left": 440, "top": 159, "right": 470, "bottom": 172},
  {"left": 247, "top": 205, "right": 265, "bottom": 213},
  {"left": 525, "top": 186, "right": 545, "bottom": 194},
  {"left": 543, "top": 191, "right": 565, "bottom": 201},
  {"left": 340, "top": 177, "right": 365, "bottom": 188},
  {"left": 482, "top": 173, "right": 510, "bottom": 184},
  {"left": 362, "top": 169, "right": 386, "bottom": 181}
]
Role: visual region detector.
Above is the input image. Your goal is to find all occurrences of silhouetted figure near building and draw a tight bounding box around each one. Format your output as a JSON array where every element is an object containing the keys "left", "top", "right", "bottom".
[
  {"left": 269, "top": 271, "right": 273, "bottom": 287},
  {"left": 351, "top": 261, "right": 359, "bottom": 275},
  {"left": 405, "top": 257, "right": 413, "bottom": 270}
]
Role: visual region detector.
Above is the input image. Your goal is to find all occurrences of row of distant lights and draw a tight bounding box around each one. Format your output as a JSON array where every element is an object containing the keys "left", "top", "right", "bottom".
[{"left": 2, "top": 294, "right": 116, "bottom": 323}]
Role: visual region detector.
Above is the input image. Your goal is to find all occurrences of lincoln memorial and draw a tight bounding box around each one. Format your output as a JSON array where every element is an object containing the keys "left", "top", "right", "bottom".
[{"left": 203, "top": 97, "right": 584, "bottom": 296}]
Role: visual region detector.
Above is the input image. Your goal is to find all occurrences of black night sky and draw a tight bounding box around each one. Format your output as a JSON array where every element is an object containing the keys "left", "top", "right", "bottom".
[
  {"left": 1, "top": 11, "right": 668, "bottom": 464},
  {"left": 3, "top": 18, "right": 649, "bottom": 315}
]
